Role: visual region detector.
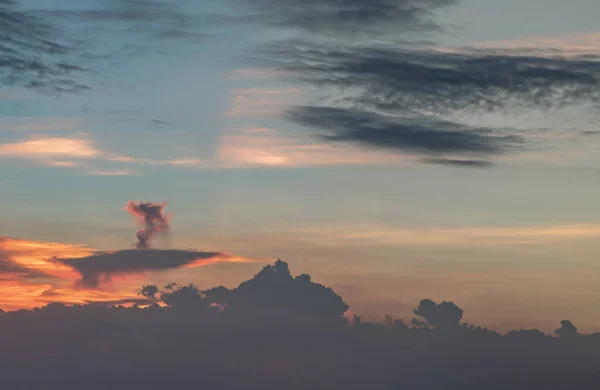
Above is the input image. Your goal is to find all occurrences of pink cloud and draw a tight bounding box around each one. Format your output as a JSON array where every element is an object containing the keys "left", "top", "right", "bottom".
[
  {"left": 441, "top": 32, "right": 600, "bottom": 57},
  {"left": 0, "top": 137, "right": 101, "bottom": 160},
  {"left": 217, "top": 128, "right": 413, "bottom": 167}
]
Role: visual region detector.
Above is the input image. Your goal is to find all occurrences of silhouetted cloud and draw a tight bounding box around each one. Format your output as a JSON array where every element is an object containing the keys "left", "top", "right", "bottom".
[
  {"left": 288, "top": 106, "right": 521, "bottom": 158},
  {"left": 57, "top": 249, "right": 236, "bottom": 288},
  {"left": 240, "top": 0, "right": 457, "bottom": 35},
  {"left": 413, "top": 298, "right": 463, "bottom": 329},
  {"left": 1, "top": 260, "right": 600, "bottom": 389}
]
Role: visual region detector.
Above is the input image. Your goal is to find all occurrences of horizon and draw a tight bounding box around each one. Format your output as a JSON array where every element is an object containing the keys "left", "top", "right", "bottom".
[{"left": 3, "top": 1, "right": 600, "bottom": 387}]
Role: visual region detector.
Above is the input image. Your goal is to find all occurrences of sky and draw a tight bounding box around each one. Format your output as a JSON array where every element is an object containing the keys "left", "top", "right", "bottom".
[{"left": 1, "top": 0, "right": 600, "bottom": 333}]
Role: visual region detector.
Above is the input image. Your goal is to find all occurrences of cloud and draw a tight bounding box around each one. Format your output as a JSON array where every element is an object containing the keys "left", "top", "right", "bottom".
[
  {"left": 239, "top": 0, "right": 457, "bottom": 35},
  {"left": 420, "top": 158, "right": 493, "bottom": 168},
  {"left": 0, "top": 136, "right": 101, "bottom": 161},
  {"left": 290, "top": 224, "right": 600, "bottom": 247},
  {"left": 267, "top": 43, "right": 600, "bottom": 115},
  {"left": 0, "top": 237, "right": 94, "bottom": 281},
  {"left": 287, "top": 106, "right": 521, "bottom": 158},
  {"left": 38, "top": 0, "right": 208, "bottom": 43},
  {"left": 460, "top": 32, "right": 600, "bottom": 58},
  {"left": 0, "top": 0, "right": 88, "bottom": 93},
  {"left": 218, "top": 128, "right": 412, "bottom": 167},
  {"left": 57, "top": 249, "right": 257, "bottom": 288},
  {"left": 1, "top": 0, "right": 208, "bottom": 94},
  {"left": 88, "top": 170, "right": 138, "bottom": 176},
  {"left": 258, "top": 37, "right": 600, "bottom": 166}
]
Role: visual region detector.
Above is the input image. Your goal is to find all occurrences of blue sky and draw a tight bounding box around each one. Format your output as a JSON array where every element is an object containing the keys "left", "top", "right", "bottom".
[{"left": 2, "top": 0, "right": 600, "bottom": 332}]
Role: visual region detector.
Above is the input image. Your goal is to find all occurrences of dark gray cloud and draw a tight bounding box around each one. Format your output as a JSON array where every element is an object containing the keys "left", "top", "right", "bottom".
[
  {"left": 240, "top": 0, "right": 457, "bottom": 35},
  {"left": 0, "top": 0, "right": 88, "bottom": 93},
  {"left": 266, "top": 43, "right": 600, "bottom": 114},
  {"left": 288, "top": 106, "right": 522, "bottom": 157},
  {"left": 420, "top": 158, "right": 493, "bottom": 168},
  {"left": 37, "top": 0, "right": 208, "bottom": 43},
  {"left": 57, "top": 249, "right": 229, "bottom": 288},
  {"left": 263, "top": 40, "right": 600, "bottom": 166},
  {"left": 1, "top": 0, "right": 207, "bottom": 94}
]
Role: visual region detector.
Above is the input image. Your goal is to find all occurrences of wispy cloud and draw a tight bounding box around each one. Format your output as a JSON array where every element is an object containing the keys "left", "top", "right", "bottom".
[
  {"left": 225, "top": 87, "right": 304, "bottom": 119},
  {"left": 291, "top": 224, "right": 600, "bottom": 247},
  {"left": 458, "top": 32, "right": 600, "bottom": 57},
  {"left": 238, "top": 0, "right": 457, "bottom": 35},
  {"left": 0, "top": 136, "right": 101, "bottom": 160},
  {"left": 88, "top": 170, "right": 138, "bottom": 176},
  {"left": 218, "top": 128, "right": 412, "bottom": 167},
  {"left": 1, "top": 0, "right": 209, "bottom": 94}
]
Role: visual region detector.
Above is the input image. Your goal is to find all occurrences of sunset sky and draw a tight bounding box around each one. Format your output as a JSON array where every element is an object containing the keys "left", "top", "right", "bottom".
[{"left": 2, "top": 0, "right": 600, "bottom": 333}]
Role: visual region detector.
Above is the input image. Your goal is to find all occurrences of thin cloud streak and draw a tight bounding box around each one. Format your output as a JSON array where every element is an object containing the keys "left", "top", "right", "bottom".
[
  {"left": 0, "top": 136, "right": 101, "bottom": 161},
  {"left": 290, "top": 224, "right": 600, "bottom": 247},
  {"left": 218, "top": 128, "right": 413, "bottom": 167}
]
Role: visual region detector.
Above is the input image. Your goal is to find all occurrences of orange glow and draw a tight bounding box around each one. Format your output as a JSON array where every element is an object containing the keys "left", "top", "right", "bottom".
[
  {"left": 0, "top": 237, "right": 94, "bottom": 280},
  {"left": 0, "top": 137, "right": 101, "bottom": 159},
  {"left": 181, "top": 253, "right": 265, "bottom": 269},
  {"left": 0, "top": 237, "right": 266, "bottom": 312}
]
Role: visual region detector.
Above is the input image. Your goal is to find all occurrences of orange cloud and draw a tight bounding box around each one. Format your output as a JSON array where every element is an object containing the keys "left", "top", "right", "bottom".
[
  {"left": 0, "top": 136, "right": 101, "bottom": 161},
  {"left": 0, "top": 236, "right": 264, "bottom": 311}
]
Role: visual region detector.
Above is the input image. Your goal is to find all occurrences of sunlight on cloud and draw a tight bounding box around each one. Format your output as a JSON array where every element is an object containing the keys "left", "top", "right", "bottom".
[
  {"left": 218, "top": 128, "right": 413, "bottom": 167},
  {"left": 441, "top": 32, "right": 600, "bottom": 57},
  {"left": 0, "top": 236, "right": 265, "bottom": 311},
  {"left": 0, "top": 137, "right": 100, "bottom": 160}
]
